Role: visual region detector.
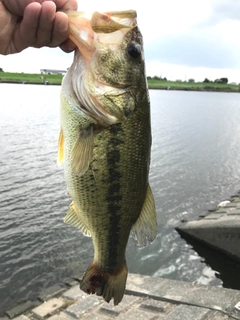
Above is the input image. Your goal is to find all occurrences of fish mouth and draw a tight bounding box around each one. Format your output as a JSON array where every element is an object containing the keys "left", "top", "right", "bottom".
[
  {"left": 66, "top": 10, "right": 137, "bottom": 127},
  {"left": 65, "top": 10, "right": 138, "bottom": 126},
  {"left": 67, "top": 10, "right": 137, "bottom": 62}
]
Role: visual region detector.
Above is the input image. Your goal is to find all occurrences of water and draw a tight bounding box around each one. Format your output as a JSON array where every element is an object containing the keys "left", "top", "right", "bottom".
[{"left": 1, "top": 84, "right": 240, "bottom": 314}]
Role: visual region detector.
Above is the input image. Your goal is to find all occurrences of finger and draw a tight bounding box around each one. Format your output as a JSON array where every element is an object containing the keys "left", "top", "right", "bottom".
[
  {"left": 34, "top": 1, "right": 57, "bottom": 48},
  {"left": 48, "top": 11, "right": 69, "bottom": 47},
  {"left": 14, "top": 2, "right": 42, "bottom": 52},
  {"left": 59, "top": 38, "right": 76, "bottom": 53},
  {"left": 1, "top": 0, "right": 41, "bottom": 16},
  {"left": 1, "top": 0, "right": 78, "bottom": 16},
  {"left": 47, "top": 0, "right": 78, "bottom": 11}
]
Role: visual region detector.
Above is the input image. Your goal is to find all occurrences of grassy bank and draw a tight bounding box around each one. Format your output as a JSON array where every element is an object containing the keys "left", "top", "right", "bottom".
[
  {"left": 0, "top": 71, "right": 63, "bottom": 85},
  {"left": 147, "top": 79, "right": 240, "bottom": 92},
  {"left": 1, "top": 72, "right": 240, "bottom": 92}
]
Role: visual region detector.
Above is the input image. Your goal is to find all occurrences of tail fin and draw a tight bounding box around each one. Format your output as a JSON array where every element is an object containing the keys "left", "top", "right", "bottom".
[{"left": 80, "top": 261, "right": 128, "bottom": 305}]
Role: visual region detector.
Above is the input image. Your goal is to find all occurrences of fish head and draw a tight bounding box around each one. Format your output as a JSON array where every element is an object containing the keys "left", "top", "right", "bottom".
[{"left": 65, "top": 10, "right": 147, "bottom": 126}]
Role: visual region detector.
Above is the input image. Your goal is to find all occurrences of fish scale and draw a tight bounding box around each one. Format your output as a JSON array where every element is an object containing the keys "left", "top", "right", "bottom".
[{"left": 58, "top": 10, "right": 157, "bottom": 305}]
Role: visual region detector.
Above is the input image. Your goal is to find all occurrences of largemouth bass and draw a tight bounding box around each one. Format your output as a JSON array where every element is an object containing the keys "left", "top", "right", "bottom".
[{"left": 58, "top": 10, "right": 157, "bottom": 305}]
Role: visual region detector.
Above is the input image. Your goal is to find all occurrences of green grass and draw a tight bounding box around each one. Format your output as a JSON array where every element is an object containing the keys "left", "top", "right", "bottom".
[
  {"left": 147, "top": 79, "right": 240, "bottom": 92},
  {"left": 1, "top": 72, "right": 240, "bottom": 92},
  {"left": 0, "top": 71, "right": 63, "bottom": 84}
]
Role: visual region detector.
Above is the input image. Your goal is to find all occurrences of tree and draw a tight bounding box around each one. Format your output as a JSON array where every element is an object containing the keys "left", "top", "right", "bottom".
[
  {"left": 203, "top": 78, "right": 211, "bottom": 83},
  {"left": 0, "top": 68, "right": 3, "bottom": 72},
  {"left": 220, "top": 77, "right": 228, "bottom": 84},
  {"left": 214, "top": 78, "right": 228, "bottom": 84}
]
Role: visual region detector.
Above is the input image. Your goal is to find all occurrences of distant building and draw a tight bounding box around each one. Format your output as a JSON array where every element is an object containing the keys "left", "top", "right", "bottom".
[
  {"left": 40, "top": 69, "right": 67, "bottom": 75},
  {"left": 188, "top": 78, "right": 195, "bottom": 82},
  {"left": 230, "top": 82, "right": 237, "bottom": 85}
]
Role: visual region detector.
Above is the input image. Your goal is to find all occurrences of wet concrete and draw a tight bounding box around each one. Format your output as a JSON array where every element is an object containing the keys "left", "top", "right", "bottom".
[{"left": 3, "top": 273, "right": 240, "bottom": 320}]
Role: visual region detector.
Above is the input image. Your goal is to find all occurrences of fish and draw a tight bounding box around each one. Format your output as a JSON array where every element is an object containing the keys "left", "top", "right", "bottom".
[{"left": 58, "top": 10, "right": 157, "bottom": 305}]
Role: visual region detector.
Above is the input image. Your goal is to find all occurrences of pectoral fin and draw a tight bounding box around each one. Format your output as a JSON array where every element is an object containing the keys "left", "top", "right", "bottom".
[
  {"left": 57, "top": 128, "right": 64, "bottom": 165},
  {"left": 131, "top": 184, "right": 157, "bottom": 246},
  {"left": 70, "top": 125, "right": 94, "bottom": 176},
  {"left": 64, "top": 202, "right": 91, "bottom": 237}
]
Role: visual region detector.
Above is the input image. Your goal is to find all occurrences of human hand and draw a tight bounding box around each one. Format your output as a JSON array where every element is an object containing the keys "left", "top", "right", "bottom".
[{"left": 0, "top": 0, "right": 78, "bottom": 55}]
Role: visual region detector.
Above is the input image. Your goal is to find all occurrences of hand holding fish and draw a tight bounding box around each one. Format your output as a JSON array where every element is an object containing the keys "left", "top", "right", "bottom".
[{"left": 0, "top": 0, "right": 78, "bottom": 55}]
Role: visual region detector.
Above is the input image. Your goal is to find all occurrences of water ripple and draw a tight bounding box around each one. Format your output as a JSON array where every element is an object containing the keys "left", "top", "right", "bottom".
[{"left": 1, "top": 86, "right": 240, "bottom": 314}]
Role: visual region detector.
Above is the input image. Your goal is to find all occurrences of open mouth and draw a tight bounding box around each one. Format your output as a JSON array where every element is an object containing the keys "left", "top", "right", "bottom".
[
  {"left": 66, "top": 10, "right": 137, "bottom": 62},
  {"left": 65, "top": 10, "right": 138, "bottom": 126}
]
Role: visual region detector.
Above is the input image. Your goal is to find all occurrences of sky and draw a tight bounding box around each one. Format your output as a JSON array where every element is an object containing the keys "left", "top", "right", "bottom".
[{"left": 1, "top": 0, "right": 240, "bottom": 82}]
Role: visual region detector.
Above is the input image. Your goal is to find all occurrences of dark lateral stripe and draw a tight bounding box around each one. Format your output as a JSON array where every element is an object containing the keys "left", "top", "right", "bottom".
[{"left": 106, "top": 124, "right": 124, "bottom": 270}]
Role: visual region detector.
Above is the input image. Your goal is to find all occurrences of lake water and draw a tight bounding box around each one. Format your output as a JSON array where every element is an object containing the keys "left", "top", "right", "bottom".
[{"left": 1, "top": 84, "right": 240, "bottom": 314}]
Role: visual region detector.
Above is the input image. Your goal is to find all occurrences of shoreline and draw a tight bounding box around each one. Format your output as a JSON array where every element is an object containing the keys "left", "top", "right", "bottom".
[
  {"left": 0, "top": 80, "right": 60, "bottom": 85},
  {"left": 1, "top": 80, "right": 240, "bottom": 93},
  {"left": 1, "top": 72, "right": 240, "bottom": 92}
]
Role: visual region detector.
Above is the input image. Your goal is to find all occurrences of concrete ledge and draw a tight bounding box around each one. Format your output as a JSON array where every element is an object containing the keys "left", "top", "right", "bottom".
[
  {"left": 38, "top": 284, "right": 66, "bottom": 302},
  {"left": 5, "top": 301, "right": 39, "bottom": 319},
  {"left": 176, "top": 192, "right": 240, "bottom": 262},
  {"left": 32, "top": 298, "right": 65, "bottom": 320},
  {"left": 11, "top": 316, "right": 29, "bottom": 320},
  {"left": 4, "top": 273, "right": 240, "bottom": 319}
]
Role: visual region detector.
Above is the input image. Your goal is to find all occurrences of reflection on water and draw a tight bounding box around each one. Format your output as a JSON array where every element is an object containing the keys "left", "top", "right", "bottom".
[{"left": 1, "top": 85, "right": 240, "bottom": 314}]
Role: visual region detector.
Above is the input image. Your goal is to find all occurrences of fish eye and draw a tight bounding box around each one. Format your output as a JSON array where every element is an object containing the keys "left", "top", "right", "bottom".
[{"left": 127, "top": 42, "right": 142, "bottom": 60}]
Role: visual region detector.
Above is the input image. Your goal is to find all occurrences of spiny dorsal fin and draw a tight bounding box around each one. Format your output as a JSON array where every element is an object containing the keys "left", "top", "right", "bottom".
[
  {"left": 70, "top": 125, "right": 94, "bottom": 176},
  {"left": 64, "top": 202, "right": 91, "bottom": 237},
  {"left": 131, "top": 184, "right": 157, "bottom": 246},
  {"left": 57, "top": 128, "right": 64, "bottom": 165}
]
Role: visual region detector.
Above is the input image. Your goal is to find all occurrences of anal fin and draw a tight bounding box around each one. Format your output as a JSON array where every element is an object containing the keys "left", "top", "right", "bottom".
[
  {"left": 131, "top": 184, "right": 157, "bottom": 246},
  {"left": 70, "top": 125, "right": 94, "bottom": 176},
  {"left": 64, "top": 202, "right": 91, "bottom": 237}
]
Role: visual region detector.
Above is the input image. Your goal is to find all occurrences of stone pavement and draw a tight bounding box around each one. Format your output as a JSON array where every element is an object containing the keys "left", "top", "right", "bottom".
[
  {"left": 3, "top": 273, "right": 240, "bottom": 320},
  {"left": 177, "top": 192, "right": 240, "bottom": 261}
]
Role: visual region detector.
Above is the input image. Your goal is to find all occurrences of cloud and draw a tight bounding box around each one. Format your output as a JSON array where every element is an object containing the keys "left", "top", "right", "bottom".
[
  {"left": 0, "top": 47, "right": 74, "bottom": 73},
  {"left": 1, "top": 0, "right": 240, "bottom": 82},
  {"left": 145, "top": 29, "right": 240, "bottom": 69},
  {"left": 212, "top": 0, "right": 240, "bottom": 20},
  {"left": 201, "top": 0, "right": 240, "bottom": 26},
  {"left": 143, "top": 0, "right": 240, "bottom": 71}
]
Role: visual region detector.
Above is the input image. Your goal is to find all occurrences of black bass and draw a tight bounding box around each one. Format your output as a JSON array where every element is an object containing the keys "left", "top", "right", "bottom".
[{"left": 58, "top": 10, "right": 157, "bottom": 305}]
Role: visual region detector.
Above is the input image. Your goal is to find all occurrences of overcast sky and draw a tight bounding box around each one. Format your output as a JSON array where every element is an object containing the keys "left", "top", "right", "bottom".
[{"left": 1, "top": 0, "right": 240, "bottom": 82}]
